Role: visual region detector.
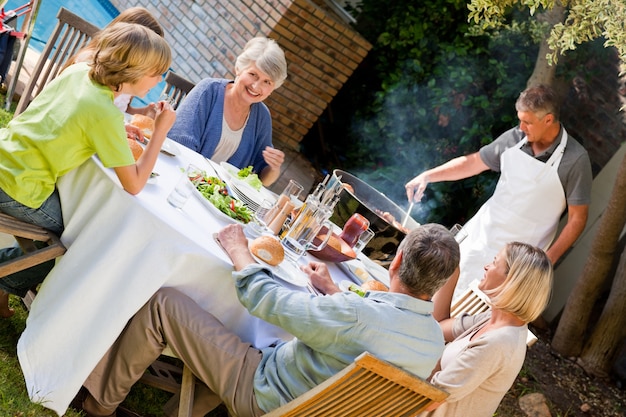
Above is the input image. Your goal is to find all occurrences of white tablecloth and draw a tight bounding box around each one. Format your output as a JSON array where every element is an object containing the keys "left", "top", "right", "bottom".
[{"left": 16, "top": 142, "right": 351, "bottom": 415}]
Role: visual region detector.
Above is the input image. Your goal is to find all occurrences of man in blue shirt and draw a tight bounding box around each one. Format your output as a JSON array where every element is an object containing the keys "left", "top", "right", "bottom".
[{"left": 78, "top": 223, "right": 459, "bottom": 417}]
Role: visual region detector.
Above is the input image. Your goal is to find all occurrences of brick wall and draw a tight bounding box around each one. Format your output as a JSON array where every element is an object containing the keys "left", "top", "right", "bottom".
[{"left": 108, "top": 0, "right": 371, "bottom": 151}]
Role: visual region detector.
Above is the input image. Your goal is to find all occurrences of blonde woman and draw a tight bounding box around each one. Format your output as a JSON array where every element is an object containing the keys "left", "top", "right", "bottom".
[
  {"left": 421, "top": 242, "right": 553, "bottom": 417},
  {"left": 168, "top": 37, "right": 288, "bottom": 186},
  {"left": 0, "top": 22, "right": 174, "bottom": 317}
]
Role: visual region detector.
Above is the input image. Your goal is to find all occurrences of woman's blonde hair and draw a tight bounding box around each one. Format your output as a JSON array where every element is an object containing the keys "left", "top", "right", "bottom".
[
  {"left": 90, "top": 22, "right": 171, "bottom": 91},
  {"left": 484, "top": 242, "right": 553, "bottom": 323},
  {"left": 235, "top": 37, "right": 288, "bottom": 88}
]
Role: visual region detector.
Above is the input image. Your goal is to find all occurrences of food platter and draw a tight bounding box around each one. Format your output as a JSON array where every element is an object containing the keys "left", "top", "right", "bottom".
[
  {"left": 192, "top": 186, "right": 242, "bottom": 224},
  {"left": 190, "top": 171, "right": 254, "bottom": 224}
]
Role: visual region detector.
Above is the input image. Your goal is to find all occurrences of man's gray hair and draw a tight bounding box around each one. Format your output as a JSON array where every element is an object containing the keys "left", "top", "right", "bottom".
[
  {"left": 515, "top": 84, "right": 560, "bottom": 121},
  {"left": 397, "top": 223, "right": 460, "bottom": 297}
]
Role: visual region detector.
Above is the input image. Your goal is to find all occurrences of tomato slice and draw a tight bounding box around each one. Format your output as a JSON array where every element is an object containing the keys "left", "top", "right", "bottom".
[{"left": 230, "top": 200, "right": 236, "bottom": 212}]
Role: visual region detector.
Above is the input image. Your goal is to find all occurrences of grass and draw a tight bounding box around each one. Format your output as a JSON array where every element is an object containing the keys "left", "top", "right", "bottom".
[{"left": 0, "top": 298, "right": 86, "bottom": 416}]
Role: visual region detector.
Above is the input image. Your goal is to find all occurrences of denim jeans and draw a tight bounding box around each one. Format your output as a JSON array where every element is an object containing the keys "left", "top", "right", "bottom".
[{"left": 0, "top": 187, "right": 64, "bottom": 296}]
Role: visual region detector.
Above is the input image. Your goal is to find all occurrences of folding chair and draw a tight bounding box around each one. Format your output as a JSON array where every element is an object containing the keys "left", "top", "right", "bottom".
[
  {"left": 451, "top": 280, "right": 538, "bottom": 347},
  {"left": 263, "top": 352, "right": 448, "bottom": 416},
  {"left": 0, "top": 212, "right": 66, "bottom": 309},
  {"left": 161, "top": 70, "right": 195, "bottom": 110},
  {"left": 14, "top": 7, "right": 99, "bottom": 116}
]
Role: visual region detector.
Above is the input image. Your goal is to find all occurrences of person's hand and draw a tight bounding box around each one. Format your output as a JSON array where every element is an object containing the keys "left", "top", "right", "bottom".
[
  {"left": 139, "top": 102, "right": 157, "bottom": 119},
  {"left": 405, "top": 172, "right": 429, "bottom": 203},
  {"left": 124, "top": 124, "right": 145, "bottom": 143},
  {"left": 217, "top": 224, "right": 247, "bottom": 254},
  {"left": 152, "top": 101, "right": 176, "bottom": 138},
  {"left": 302, "top": 261, "right": 340, "bottom": 295},
  {"left": 216, "top": 224, "right": 256, "bottom": 270},
  {"left": 262, "top": 147, "right": 285, "bottom": 171}
]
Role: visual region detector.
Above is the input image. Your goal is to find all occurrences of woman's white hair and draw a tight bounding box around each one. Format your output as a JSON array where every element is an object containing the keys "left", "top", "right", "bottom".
[{"left": 235, "top": 37, "right": 287, "bottom": 88}]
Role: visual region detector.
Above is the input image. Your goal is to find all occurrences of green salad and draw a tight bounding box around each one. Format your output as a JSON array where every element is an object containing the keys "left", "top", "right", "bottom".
[
  {"left": 191, "top": 172, "right": 253, "bottom": 223},
  {"left": 236, "top": 166, "right": 263, "bottom": 191}
]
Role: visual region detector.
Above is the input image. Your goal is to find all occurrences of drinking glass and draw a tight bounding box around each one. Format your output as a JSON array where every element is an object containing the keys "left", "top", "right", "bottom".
[
  {"left": 245, "top": 199, "right": 274, "bottom": 237},
  {"left": 281, "top": 206, "right": 332, "bottom": 263},
  {"left": 280, "top": 179, "right": 304, "bottom": 201},
  {"left": 167, "top": 164, "right": 202, "bottom": 209},
  {"left": 354, "top": 228, "right": 375, "bottom": 253},
  {"left": 450, "top": 223, "right": 468, "bottom": 244}
]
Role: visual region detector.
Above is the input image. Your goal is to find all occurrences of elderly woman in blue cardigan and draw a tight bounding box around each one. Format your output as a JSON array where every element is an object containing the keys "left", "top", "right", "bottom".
[{"left": 168, "top": 37, "right": 287, "bottom": 186}]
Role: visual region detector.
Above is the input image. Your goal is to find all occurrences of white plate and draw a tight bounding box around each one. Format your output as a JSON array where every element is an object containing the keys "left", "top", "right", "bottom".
[
  {"left": 249, "top": 249, "right": 309, "bottom": 287},
  {"left": 192, "top": 185, "right": 243, "bottom": 224},
  {"left": 220, "top": 161, "right": 276, "bottom": 207},
  {"left": 339, "top": 258, "right": 390, "bottom": 287},
  {"left": 358, "top": 255, "right": 390, "bottom": 286},
  {"left": 339, "top": 280, "right": 361, "bottom": 293},
  {"left": 161, "top": 139, "right": 181, "bottom": 156}
]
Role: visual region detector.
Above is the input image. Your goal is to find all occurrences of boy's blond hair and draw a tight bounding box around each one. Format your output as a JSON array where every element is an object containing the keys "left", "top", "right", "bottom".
[{"left": 90, "top": 22, "right": 171, "bottom": 91}]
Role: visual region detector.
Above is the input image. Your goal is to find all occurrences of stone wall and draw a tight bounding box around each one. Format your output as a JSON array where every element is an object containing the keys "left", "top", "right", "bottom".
[{"left": 108, "top": 0, "right": 371, "bottom": 151}]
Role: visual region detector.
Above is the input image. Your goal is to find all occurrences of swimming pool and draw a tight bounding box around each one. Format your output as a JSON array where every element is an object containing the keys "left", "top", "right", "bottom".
[{"left": 4, "top": 0, "right": 164, "bottom": 104}]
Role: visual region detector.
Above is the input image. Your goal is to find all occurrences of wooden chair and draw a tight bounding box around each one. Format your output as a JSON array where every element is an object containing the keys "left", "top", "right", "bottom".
[
  {"left": 139, "top": 346, "right": 195, "bottom": 417},
  {"left": 263, "top": 352, "right": 448, "bottom": 417},
  {"left": 14, "top": 7, "right": 99, "bottom": 116},
  {"left": 161, "top": 71, "right": 195, "bottom": 110},
  {"left": 0, "top": 213, "right": 66, "bottom": 309},
  {"left": 141, "top": 351, "right": 447, "bottom": 417},
  {"left": 451, "top": 280, "right": 538, "bottom": 347}
]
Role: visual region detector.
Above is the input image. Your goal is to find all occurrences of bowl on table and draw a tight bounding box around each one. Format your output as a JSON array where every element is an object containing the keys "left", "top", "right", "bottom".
[
  {"left": 308, "top": 228, "right": 357, "bottom": 263},
  {"left": 330, "top": 169, "right": 420, "bottom": 265}
]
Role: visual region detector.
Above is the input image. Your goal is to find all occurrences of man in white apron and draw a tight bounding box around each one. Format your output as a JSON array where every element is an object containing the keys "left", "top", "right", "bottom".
[{"left": 405, "top": 85, "right": 592, "bottom": 301}]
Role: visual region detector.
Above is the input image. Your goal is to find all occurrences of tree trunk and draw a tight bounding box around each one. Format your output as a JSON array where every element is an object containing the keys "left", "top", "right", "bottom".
[
  {"left": 527, "top": 5, "right": 566, "bottom": 87},
  {"left": 578, "top": 244, "right": 626, "bottom": 377},
  {"left": 552, "top": 153, "right": 626, "bottom": 356}
]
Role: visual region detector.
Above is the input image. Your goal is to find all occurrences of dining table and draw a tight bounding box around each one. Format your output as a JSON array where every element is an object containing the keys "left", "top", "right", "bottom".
[{"left": 15, "top": 138, "right": 370, "bottom": 416}]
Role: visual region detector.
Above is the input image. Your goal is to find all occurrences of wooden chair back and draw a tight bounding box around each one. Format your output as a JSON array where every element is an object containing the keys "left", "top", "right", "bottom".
[
  {"left": 262, "top": 352, "right": 448, "bottom": 417},
  {"left": 161, "top": 71, "right": 195, "bottom": 110},
  {"left": 0, "top": 213, "right": 66, "bottom": 308},
  {"left": 14, "top": 7, "right": 99, "bottom": 116},
  {"left": 451, "top": 280, "right": 538, "bottom": 347}
]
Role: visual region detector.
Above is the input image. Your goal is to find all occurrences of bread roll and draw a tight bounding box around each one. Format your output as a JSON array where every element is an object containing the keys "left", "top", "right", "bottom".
[
  {"left": 361, "top": 280, "right": 388, "bottom": 292},
  {"left": 130, "top": 114, "right": 155, "bottom": 136},
  {"left": 250, "top": 235, "right": 284, "bottom": 266},
  {"left": 127, "top": 138, "right": 143, "bottom": 161}
]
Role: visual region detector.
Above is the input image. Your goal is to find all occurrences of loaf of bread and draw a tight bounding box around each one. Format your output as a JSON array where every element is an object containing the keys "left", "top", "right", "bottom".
[
  {"left": 130, "top": 114, "right": 155, "bottom": 137},
  {"left": 361, "top": 280, "right": 388, "bottom": 292},
  {"left": 127, "top": 138, "right": 143, "bottom": 161},
  {"left": 250, "top": 235, "right": 284, "bottom": 266}
]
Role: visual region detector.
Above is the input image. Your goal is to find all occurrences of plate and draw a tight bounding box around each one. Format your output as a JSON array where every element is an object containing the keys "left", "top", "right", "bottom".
[
  {"left": 338, "top": 280, "right": 363, "bottom": 294},
  {"left": 161, "top": 139, "right": 181, "bottom": 156},
  {"left": 247, "top": 238, "right": 310, "bottom": 287},
  {"left": 359, "top": 255, "right": 390, "bottom": 286},
  {"left": 338, "top": 258, "right": 390, "bottom": 287},
  {"left": 250, "top": 251, "right": 310, "bottom": 287},
  {"left": 220, "top": 161, "right": 277, "bottom": 209},
  {"left": 192, "top": 186, "right": 242, "bottom": 224}
]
